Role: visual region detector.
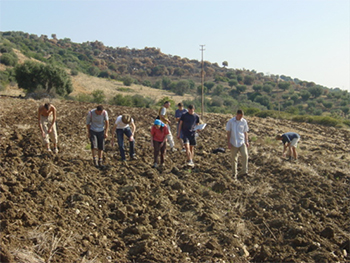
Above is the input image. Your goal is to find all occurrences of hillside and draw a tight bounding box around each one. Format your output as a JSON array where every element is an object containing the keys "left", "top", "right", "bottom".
[
  {"left": 0, "top": 97, "right": 349, "bottom": 262},
  {"left": 1, "top": 31, "right": 349, "bottom": 117}
]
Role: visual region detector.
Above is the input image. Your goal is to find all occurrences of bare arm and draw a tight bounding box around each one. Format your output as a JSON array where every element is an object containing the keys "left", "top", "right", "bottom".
[
  {"left": 104, "top": 120, "right": 109, "bottom": 138},
  {"left": 111, "top": 124, "right": 117, "bottom": 144},
  {"left": 244, "top": 132, "right": 249, "bottom": 147},
  {"left": 38, "top": 107, "right": 44, "bottom": 135},
  {"left": 177, "top": 120, "right": 183, "bottom": 139},
  {"left": 226, "top": 131, "right": 232, "bottom": 149},
  {"left": 48, "top": 106, "right": 57, "bottom": 132}
]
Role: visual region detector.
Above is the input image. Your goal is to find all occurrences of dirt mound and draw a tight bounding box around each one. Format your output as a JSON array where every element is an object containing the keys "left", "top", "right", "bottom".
[{"left": 1, "top": 97, "right": 349, "bottom": 263}]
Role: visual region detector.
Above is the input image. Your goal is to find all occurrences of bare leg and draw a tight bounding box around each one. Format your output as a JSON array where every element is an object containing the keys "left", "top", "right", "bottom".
[
  {"left": 184, "top": 143, "right": 191, "bottom": 161},
  {"left": 189, "top": 145, "right": 195, "bottom": 161}
]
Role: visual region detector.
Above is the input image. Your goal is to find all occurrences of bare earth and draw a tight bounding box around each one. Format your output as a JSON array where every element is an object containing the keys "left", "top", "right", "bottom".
[{"left": 0, "top": 97, "right": 349, "bottom": 263}]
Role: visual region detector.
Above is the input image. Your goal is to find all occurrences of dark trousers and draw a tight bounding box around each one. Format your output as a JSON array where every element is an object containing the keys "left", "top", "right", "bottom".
[
  {"left": 153, "top": 141, "right": 166, "bottom": 164},
  {"left": 116, "top": 128, "right": 135, "bottom": 160}
]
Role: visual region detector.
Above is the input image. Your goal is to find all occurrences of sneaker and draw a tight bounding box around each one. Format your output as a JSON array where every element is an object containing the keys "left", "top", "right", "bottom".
[
  {"left": 98, "top": 160, "right": 105, "bottom": 169},
  {"left": 53, "top": 148, "right": 59, "bottom": 154},
  {"left": 93, "top": 159, "right": 99, "bottom": 168},
  {"left": 131, "top": 155, "right": 138, "bottom": 160},
  {"left": 181, "top": 148, "right": 186, "bottom": 153},
  {"left": 47, "top": 148, "right": 52, "bottom": 152},
  {"left": 152, "top": 163, "right": 158, "bottom": 168},
  {"left": 171, "top": 148, "right": 177, "bottom": 152},
  {"left": 160, "top": 163, "right": 165, "bottom": 167},
  {"left": 187, "top": 160, "right": 194, "bottom": 167}
]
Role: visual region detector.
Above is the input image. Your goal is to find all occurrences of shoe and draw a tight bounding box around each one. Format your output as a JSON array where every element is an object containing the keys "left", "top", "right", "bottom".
[
  {"left": 93, "top": 159, "right": 99, "bottom": 168},
  {"left": 98, "top": 159, "right": 105, "bottom": 169},
  {"left": 131, "top": 155, "right": 138, "bottom": 160},
  {"left": 187, "top": 160, "right": 194, "bottom": 167},
  {"left": 47, "top": 148, "right": 52, "bottom": 152},
  {"left": 181, "top": 148, "right": 186, "bottom": 152},
  {"left": 53, "top": 148, "right": 59, "bottom": 154},
  {"left": 171, "top": 148, "right": 177, "bottom": 152},
  {"left": 160, "top": 163, "right": 165, "bottom": 167},
  {"left": 152, "top": 163, "right": 158, "bottom": 168}
]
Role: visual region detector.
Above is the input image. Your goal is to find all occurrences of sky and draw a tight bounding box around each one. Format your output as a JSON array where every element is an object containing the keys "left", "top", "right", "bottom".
[{"left": 0, "top": 0, "right": 349, "bottom": 91}]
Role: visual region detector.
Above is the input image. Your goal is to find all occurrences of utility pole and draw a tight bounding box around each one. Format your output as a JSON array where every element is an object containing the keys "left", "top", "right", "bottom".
[{"left": 200, "top": 45, "right": 205, "bottom": 120}]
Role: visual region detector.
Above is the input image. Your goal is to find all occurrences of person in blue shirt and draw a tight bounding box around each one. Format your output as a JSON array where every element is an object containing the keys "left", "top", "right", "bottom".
[
  {"left": 276, "top": 132, "right": 301, "bottom": 161},
  {"left": 175, "top": 103, "right": 188, "bottom": 152}
]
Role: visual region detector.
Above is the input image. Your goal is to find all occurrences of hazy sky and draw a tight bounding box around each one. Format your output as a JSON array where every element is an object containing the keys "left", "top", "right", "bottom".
[{"left": 1, "top": 0, "right": 349, "bottom": 91}]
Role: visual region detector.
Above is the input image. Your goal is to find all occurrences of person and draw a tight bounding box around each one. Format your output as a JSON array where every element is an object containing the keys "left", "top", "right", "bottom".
[
  {"left": 86, "top": 105, "right": 109, "bottom": 168},
  {"left": 158, "top": 101, "right": 176, "bottom": 152},
  {"left": 38, "top": 102, "right": 58, "bottom": 153},
  {"left": 175, "top": 102, "right": 188, "bottom": 152},
  {"left": 151, "top": 119, "right": 169, "bottom": 168},
  {"left": 177, "top": 105, "right": 200, "bottom": 167},
  {"left": 111, "top": 114, "right": 137, "bottom": 161},
  {"left": 276, "top": 132, "right": 301, "bottom": 161},
  {"left": 226, "top": 109, "right": 249, "bottom": 180}
]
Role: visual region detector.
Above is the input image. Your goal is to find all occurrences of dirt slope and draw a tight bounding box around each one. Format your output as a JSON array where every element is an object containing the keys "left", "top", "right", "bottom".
[{"left": 0, "top": 97, "right": 349, "bottom": 263}]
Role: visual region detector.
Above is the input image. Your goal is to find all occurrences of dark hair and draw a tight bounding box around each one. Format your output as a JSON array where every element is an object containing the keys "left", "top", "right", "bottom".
[
  {"left": 188, "top": 105, "right": 194, "bottom": 110},
  {"left": 44, "top": 103, "right": 50, "bottom": 110},
  {"left": 164, "top": 101, "right": 169, "bottom": 105},
  {"left": 237, "top": 109, "right": 244, "bottom": 115},
  {"left": 97, "top": 105, "right": 103, "bottom": 111},
  {"left": 178, "top": 102, "right": 183, "bottom": 107}
]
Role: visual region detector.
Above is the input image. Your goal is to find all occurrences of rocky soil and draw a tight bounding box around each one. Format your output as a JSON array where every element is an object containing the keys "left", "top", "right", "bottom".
[{"left": 0, "top": 97, "right": 349, "bottom": 263}]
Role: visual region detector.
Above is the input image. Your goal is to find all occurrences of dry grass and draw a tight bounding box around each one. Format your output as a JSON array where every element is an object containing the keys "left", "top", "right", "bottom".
[
  {"left": 70, "top": 72, "right": 195, "bottom": 103},
  {"left": 11, "top": 223, "right": 78, "bottom": 263}
]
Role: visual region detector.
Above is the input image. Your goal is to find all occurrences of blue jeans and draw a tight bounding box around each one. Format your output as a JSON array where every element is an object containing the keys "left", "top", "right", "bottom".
[{"left": 116, "top": 128, "right": 135, "bottom": 160}]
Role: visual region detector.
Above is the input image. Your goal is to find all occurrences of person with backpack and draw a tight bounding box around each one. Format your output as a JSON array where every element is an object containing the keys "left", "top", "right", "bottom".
[
  {"left": 86, "top": 105, "right": 109, "bottom": 168},
  {"left": 111, "top": 114, "right": 137, "bottom": 161},
  {"left": 150, "top": 119, "right": 169, "bottom": 168},
  {"left": 175, "top": 102, "right": 188, "bottom": 152}
]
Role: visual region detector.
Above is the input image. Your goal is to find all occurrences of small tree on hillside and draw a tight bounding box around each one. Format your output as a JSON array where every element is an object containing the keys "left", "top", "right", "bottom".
[
  {"left": 278, "top": 82, "right": 290, "bottom": 91},
  {"left": 222, "top": 61, "right": 228, "bottom": 68},
  {"left": 243, "top": 75, "right": 254, "bottom": 85},
  {"left": 228, "top": 79, "right": 238, "bottom": 88}
]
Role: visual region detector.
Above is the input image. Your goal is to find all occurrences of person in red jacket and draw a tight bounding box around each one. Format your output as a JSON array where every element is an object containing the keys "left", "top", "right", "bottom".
[{"left": 151, "top": 119, "right": 169, "bottom": 168}]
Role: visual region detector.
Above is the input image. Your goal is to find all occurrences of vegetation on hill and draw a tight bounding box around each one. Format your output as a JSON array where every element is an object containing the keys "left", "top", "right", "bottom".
[{"left": 0, "top": 31, "right": 349, "bottom": 122}]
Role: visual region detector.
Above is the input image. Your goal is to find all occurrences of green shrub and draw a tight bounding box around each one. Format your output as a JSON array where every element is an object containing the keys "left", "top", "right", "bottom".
[
  {"left": 76, "top": 93, "right": 92, "bottom": 102},
  {"left": 313, "top": 116, "right": 340, "bottom": 127},
  {"left": 91, "top": 90, "right": 105, "bottom": 103},
  {"left": 123, "top": 76, "right": 134, "bottom": 86},
  {"left": 71, "top": 69, "right": 79, "bottom": 76},
  {"left": 245, "top": 108, "right": 261, "bottom": 116},
  {"left": 0, "top": 52, "right": 18, "bottom": 66}
]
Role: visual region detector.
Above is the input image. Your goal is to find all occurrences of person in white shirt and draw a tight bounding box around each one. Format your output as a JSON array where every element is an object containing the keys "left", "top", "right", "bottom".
[
  {"left": 111, "top": 114, "right": 137, "bottom": 161},
  {"left": 226, "top": 109, "right": 249, "bottom": 179}
]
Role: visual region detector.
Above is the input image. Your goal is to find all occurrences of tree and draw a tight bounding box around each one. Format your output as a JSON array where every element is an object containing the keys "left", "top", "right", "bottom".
[
  {"left": 174, "top": 80, "right": 189, "bottom": 95},
  {"left": 204, "top": 82, "right": 215, "bottom": 91},
  {"left": 236, "top": 85, "right": 247, "bottom": 94},
  {"left": 254, "top": 95, "right": 270, "bottom": 107},
  {"left": 308, "top": 85, "right": 323, "bottom": 98},
  {"left": 253, "top": 85, "right": 262, "bottom": 92},
  {"left": 15, "top": 61, "right": 73, "bottom": 97},
  {"left": 213, "top": 84, "right": 224, "bottom": 96},
  {"left": 222, "top": 61, "right": 228, "bottom": 68},
  {"left": 88, "top": 66, "right": 100, "bottom": 76},
  {"left": 300, "top": 90, "right": 311, "bottom": 101},
  {"left": 162, "top": 77, "right": 171, "bottom": 90},
  {"left": 262, "top": 84, "right": 273, "bottom": 94},
  {"left": 278, "top": 82, "right": 290, "bottom": 91},
  {"left": 243, "top": 75, "right": 254, "bottom": 85},
  {"left": 228, "top": 79, "right": 238, "bottom": 88}
]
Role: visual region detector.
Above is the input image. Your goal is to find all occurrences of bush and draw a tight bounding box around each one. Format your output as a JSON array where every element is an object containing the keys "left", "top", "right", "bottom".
[
  {"left": 76, "top": 93, "right": 92, "bottom": 102},
  {"left": 91, "top": 90, "right": 106, "bottom": 103},
  {"left": 0, "top": 52, "right": 18, "bottom": 66},
  {"left": 245, "top": 108, "right": 261, "bottom": 116},
  {"left": 243, "top": 75, "right": 254, "bottom": 85},
  {"left": 142, "top": 80, "right": 152, "bottom": 87},
  {"left": 123, "top": 76, "right": 134, "bottom": 86},
  {"left": 71, "top": 69, "right": 79, "bottom": 76},
  {"left": 313, "top": 116, "right": 341, "bottom": 127}
]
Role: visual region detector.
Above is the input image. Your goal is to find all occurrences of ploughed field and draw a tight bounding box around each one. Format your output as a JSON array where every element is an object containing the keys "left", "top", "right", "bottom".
[{"left": 0, "top": 97, "right": 349, "bottom": 263}]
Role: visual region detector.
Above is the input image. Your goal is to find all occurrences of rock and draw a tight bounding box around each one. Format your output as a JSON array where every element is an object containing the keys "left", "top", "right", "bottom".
[{"left": 320, "top": 226, "right": 334, "bottom": 239}]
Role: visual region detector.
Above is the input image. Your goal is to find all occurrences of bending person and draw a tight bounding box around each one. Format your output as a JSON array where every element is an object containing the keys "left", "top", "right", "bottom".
[{"left": 38, "top": 102, "right": 58, "bottom": 153}]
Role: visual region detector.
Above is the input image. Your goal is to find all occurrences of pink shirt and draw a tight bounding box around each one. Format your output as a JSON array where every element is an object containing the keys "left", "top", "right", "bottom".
[{"left": 151, "top": 125, "right": 169, "bottom": 142}]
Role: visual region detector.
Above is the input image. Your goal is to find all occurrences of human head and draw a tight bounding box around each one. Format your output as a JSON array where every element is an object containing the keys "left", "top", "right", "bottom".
[
  {"left": 275, "top": 135, "right": 283, "bottom": 140},
  {"left": 236, "top": 109, "right": 244, "bottom": 120},
  {"left": 164, "top": 101, "right": 170, "bottom": 108},
  {"left": 188, "top": 105, "right": 195, "bottom": 114},
  {"left": 122, "top": 114, "right": 131, "bottom": 124},
  {"left": 44, "top": 103, "right": 51, "bottom": 111},
  {"left": 177, "top": 102, "right": 183, "bottom": 109},
  {"left": 96, "top": 105, "right": 104, "bottom": 115},
  {"left": 154, "top": 119, "right": 164, "bottom": 128}
]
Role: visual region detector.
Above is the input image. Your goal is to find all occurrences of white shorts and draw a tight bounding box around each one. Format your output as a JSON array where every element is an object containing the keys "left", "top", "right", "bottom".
[{"left": 290, "top": 138, "right": 300, "bottom": 147}]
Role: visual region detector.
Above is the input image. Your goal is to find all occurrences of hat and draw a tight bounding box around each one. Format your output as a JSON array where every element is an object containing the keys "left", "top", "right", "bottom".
[
  {"left": 154, "top": 119, "right": 164, "bottom": 127},
  {"left": 122, "top": 114, "right": 131, "bottom": 124}
]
